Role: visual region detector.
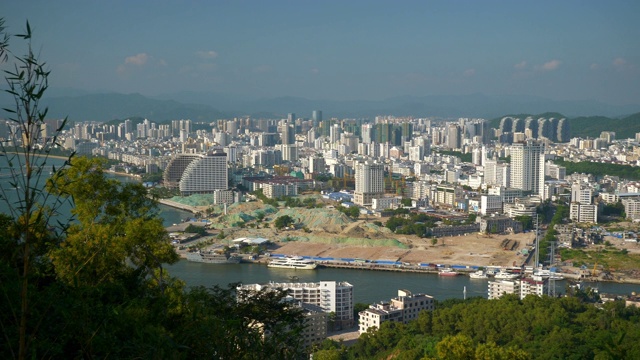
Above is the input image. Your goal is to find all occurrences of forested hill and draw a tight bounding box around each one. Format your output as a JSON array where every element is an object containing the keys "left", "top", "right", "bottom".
[
  {"left": 490, "top": 112, "right": 640, "bottom": 139},
  {"left": 570, "top": 112, "right": 640, "bottom": 138},
  {"left": 314, "top": 295, "right": 640, "bottom": 359}
]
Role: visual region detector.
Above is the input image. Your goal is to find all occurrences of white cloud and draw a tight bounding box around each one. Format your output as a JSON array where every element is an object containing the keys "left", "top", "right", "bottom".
[
  {"left": 590, "top": 63, "right": 599, "bottom": 70},
  {"left": 534, "top": 59, "right": 561, "bottom": 71},
  {"left": 196, "top": 50, "right": 218, "bottom": 59},
  {"left": 612, "top": 57, "right": 627, "bottom": 69},
  {"left": 463, "top": 68, "right": 475, "bottom": 77},
  {"left": 124, "top": 53, "right": 149, "bottom": 66},
  {"left": 514, "top": 61, "right": 527, "bottom": 69},
  {"left": 310, "top": 68, "right": 319, "bottom": 74},
  {"left": 541, "top": 59, "right": 561, "bottom": 71}
]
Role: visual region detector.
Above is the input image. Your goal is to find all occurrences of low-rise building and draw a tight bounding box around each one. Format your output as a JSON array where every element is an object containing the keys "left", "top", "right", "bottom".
[
  {"left": 371, "top": 196, "right": 401, "bottom": 211},
  {"left": 622, "top": 198, "right": 640, "bottom": 220},
  {"left": 359, "top": 290, "right": 434, "bottom": 334},
  {"left": 488, "top": 277, "right": 548, "bottom": 300},
  {"left": 480, "top": 194, "right": 502, "bottom": 215},
  {"left": 569, "top": 203, "right": 598, "bottom": 223},
  {"left": 479, "top": 215, "right": 523, "bottom": 234}
]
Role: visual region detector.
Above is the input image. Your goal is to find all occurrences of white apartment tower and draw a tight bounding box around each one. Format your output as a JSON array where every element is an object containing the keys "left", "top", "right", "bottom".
[
  {"left": 354, "top": 161, "right": 385, "bottom": 206},
  {"left": 510, "top": 140, "right": 545, "bottom": 197},
  {"left": 239, "top": 281, "right": 354, "bottom": 328}
]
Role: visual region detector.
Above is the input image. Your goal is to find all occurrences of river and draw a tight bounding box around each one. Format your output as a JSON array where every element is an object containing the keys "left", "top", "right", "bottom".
[{"left": 2, "top": 156, "right": 638, "bottom": 304}]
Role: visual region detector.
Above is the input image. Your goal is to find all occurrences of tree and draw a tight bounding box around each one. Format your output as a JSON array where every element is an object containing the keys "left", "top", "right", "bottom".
[
  {"left": 176, "top": 285, "right": 307, "bottom": 359},
  {"left": 46, "top": 157, "right": 179, "bottom": 286},
  {"left": 0, "top": 20, "right": 74, "bottom": 360},
  {"left": 1, "top": 19, "right": 308, "bottom": 359},
  {"left": 275, "top": 215, "right": 295, "bottom": 229},
  {"left": 436, "top": 334, "right": 475, "bottom": 360}
]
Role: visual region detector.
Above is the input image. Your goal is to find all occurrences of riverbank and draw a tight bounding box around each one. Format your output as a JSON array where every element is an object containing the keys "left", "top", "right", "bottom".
[{"left": 157, "top": 198, "right": 205, "bottom": 214}]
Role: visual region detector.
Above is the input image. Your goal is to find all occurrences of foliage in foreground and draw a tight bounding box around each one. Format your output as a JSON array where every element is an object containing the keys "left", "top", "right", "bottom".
[
  {"left": 316, "top": 295, "right": 640, "bottom": 360},
  {"left": 0, "top": 20, "right": 306, "bottom": 360}
]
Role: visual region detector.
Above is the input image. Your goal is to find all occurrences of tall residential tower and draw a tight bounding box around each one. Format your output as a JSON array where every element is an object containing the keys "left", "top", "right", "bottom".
[
  {"left": 510, "top": 140, "right": 545, "bottom": 197},
  {"left": 354, "top": 161, "right": 385, "bottom": 206}
]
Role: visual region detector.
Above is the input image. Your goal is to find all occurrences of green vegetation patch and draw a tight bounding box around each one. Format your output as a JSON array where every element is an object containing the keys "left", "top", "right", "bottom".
[
  {"left": 559, "top": 247, "right": 640, "bottom": 271},
  {"left": 291, "top": 235, "right": 408, "bottom": 248},
  {"left": 168, "top": 194, "right": 215, "bottom": 207},
  {"left": 555, "top": 159, "right": 640, "bottom": 181}
]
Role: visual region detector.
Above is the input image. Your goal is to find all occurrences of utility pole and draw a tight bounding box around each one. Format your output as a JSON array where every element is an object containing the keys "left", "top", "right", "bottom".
[
  {"left": 534, "top": 214, "right": 539, "bottom": 269},
  {"left": 548, "top": 240, "right": 556, "bottom": 297}
]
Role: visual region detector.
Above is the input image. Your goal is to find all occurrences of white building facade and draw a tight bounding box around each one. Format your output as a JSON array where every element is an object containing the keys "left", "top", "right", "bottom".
[{"left": 354, "top": 161, "right": 385, "bottom": 206}]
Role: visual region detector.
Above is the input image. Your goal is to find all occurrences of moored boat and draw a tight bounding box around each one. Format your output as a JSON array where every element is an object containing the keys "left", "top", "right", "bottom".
[
  {"left": 494, "top": 271, "right": 520, "bottom": 280},
  {"left": 438, "top": 268, "right": 459, "bottom": 276},
  {"left": 186, "top": 250, "right": 242, "bottom": 264},
  {"left": 469, "top": 270, "right": 488, "bottom": 279},
  {"left": 268, "top": 256, "right": 317, "bottom": 270}
]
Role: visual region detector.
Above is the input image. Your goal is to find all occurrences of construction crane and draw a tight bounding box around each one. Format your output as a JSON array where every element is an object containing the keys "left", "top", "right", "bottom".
[{"left": 592, "top": 262, "right": 598, "bottom": 278}]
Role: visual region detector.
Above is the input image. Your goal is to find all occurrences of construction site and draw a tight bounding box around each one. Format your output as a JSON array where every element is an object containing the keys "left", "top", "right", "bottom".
[{"left": 167, "top": 195, "right": 533, "bottom": 269}]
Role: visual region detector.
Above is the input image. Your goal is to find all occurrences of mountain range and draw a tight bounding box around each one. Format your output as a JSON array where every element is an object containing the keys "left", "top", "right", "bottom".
[
  {"left": 27, "top": 90, "right": 639, "bottom": 123},
  {"left": 2, "top": 90, "right": 639, "bottom": 138}
]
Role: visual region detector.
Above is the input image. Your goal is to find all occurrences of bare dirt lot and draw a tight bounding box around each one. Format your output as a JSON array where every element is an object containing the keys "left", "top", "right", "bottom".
[
  {"left": 270, "top": 231, "right": 534, "bottom": 267},
  {"left": 195, "top": 200, "right": 536, "bottom": 267}
]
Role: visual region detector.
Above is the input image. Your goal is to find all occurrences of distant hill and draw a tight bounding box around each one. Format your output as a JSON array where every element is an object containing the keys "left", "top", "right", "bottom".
[
  {"left": 23, "top": 90, "right": 639, "bottom": 123},
  {"left": 205, "top": 93, "right": 640, "bottom": 119},
  {"left": 40, "top": 93, "right": 231, "bottom": 123},
  {"left": 570, "top": 113, "right": 640, "bottom": 138}
]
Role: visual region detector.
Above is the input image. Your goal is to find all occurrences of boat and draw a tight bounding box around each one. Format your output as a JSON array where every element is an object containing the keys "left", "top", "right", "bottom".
[
  {"left": 494, "top": 271, "right": 520, "bottom": 280},
  {"left": 533, "top": 269, "right": 565, "bottom": 281},
  {"left": 268, "top": 256, "right": 317, "bottom": 270},
  {"left": 549, "top": 273, "right": 565, "bottom": 281},
  {"left": 186, "top": 250, "right": 242, "bottom": 264},
  {"left": 469, "top": 270, "right": 488, "bottom": 279},
  {"left": 438, "top": 268, "right": 459, "bottom": 276}
]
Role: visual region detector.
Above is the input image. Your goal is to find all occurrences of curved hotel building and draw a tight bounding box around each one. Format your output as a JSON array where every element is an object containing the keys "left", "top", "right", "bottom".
[{"left": 164, "top": 151, "right": 228, "bottom": 195}]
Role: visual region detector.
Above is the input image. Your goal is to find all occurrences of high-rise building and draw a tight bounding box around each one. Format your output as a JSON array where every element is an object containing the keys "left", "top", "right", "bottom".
[
  {"left": 354, "top": 161, "right": 384, "bottom": 206},
  {"left": 401, "top": 122, "right": 413, "bottom": 143},
  {"left": 282, "top": 124, "right": 295, "bottom": 145},
  {"left": 178, "top": 151, "right": 228, "bottom": 195},
  {"left": 163, "top": 154, "right": 202, "bottom": 188},
  {"left": 330, "top": 124, "right": 341, "bottom": 144},
  {"left": 287, "top": 113, "right": 296, "bottom": 124},
  {"left": 374, "top": 123, "right": 393, "bottom": 144},
  {"left": 361, "top": 123, "right": 374, "bottom": 144},
  {"left": 312, "top": 110, "right": 322, "bottom": 126},
  {"left": 446, "top": 124, "right": 461, "bottom": 150},
  {"left": 510, "top": 140, "right": 545, "bottom": 197}
]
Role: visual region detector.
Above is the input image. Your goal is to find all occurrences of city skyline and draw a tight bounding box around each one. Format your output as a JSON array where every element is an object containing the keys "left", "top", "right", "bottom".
[{"left": 2, "top": 1, "right": 639, "bottom": 107}]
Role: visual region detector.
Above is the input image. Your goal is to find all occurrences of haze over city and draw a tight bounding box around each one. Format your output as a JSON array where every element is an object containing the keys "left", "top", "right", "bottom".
[{"left": 3, "top": 0, "right": 639, "bottom": 107}]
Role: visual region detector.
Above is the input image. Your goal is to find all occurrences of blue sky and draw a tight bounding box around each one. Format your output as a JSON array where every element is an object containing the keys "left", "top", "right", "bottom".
[{"left": 3, "top": 0, "right": 639, "bottom": 105}]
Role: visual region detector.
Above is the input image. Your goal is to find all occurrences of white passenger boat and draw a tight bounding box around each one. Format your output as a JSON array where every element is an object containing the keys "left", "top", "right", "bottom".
[
  {"left": 469, "top": 270, "right": 488, "bottom": 279},
  {"left": 267, "top": 256, "right": 317, "bottom": 270},
  {"left": 534, "top": 270, "right": 565, "bottom": 280},
  {"left": 494, "top": 271, "right": 519, "bottom": 280}
]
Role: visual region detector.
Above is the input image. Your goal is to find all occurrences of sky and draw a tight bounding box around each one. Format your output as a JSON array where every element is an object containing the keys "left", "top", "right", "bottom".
[{"left": 2, "top": 0, "right": 640, "bottom": 105}]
